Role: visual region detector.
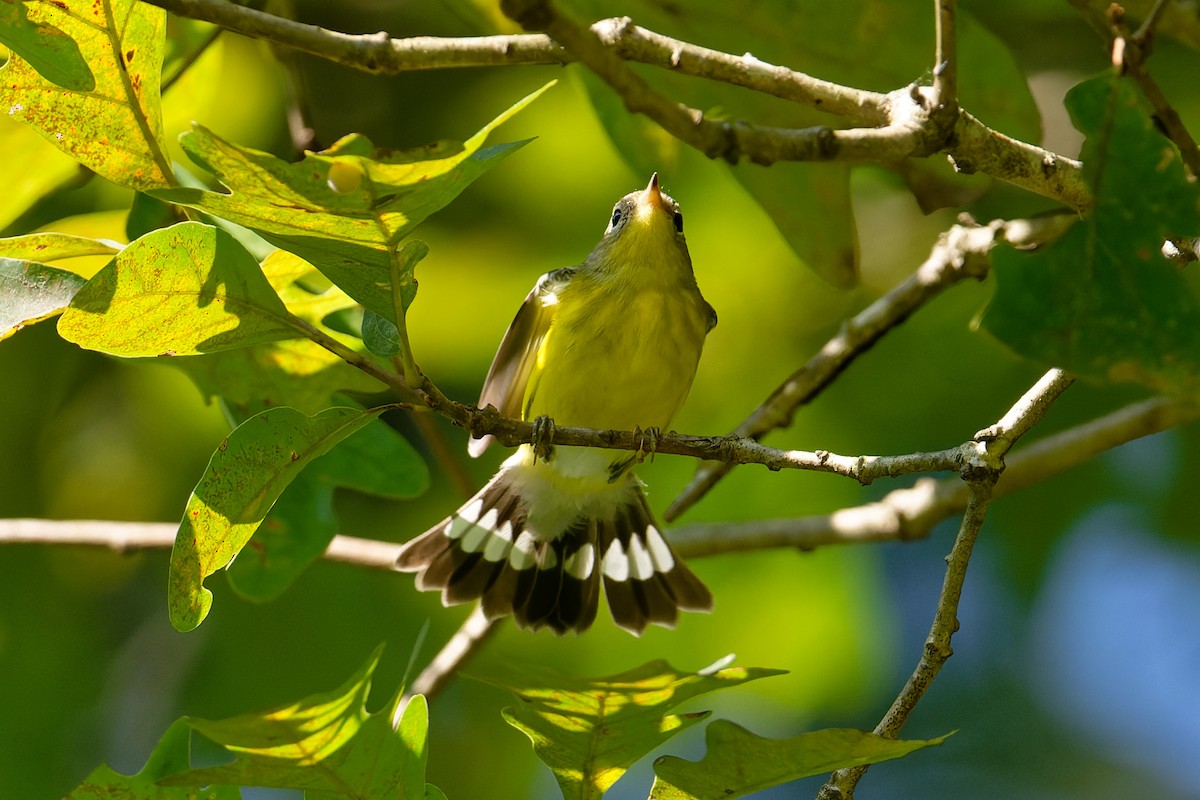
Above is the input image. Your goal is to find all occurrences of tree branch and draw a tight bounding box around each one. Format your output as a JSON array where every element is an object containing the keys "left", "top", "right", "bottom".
[
  {"left": 665, "top": 213, "right": 1076, "bottom": 521},
  {"left": 142, "top": 0, "right": 1089, "bottom": 208},
  {"left": 5, "top": 396, "right": 1193, "bottom": 562}
]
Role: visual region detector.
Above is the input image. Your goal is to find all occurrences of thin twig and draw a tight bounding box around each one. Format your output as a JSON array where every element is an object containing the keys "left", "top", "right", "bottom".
[
  {"left": 408, "top": 607, "right": 498, "bottom": 699},
  {"left": 5, "top": 396, "right": 1193, "bottom": 562},
  {"left": 666, "top": 214, "right": 1075, "bottom": 521},
  {"left": 817, "top": 482, "right": 994, "bottom": 800},
  {"left": 816, "top": 362, "right": 1077, "bottom": 799}
]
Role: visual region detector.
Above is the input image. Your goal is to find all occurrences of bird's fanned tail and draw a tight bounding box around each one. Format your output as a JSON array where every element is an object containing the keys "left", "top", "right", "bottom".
[{"left": 395, "top": 472, "right": 712, "bottom": 635}]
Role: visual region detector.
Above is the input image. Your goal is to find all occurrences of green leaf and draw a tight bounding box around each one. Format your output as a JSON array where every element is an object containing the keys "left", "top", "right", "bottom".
[
  {"left": 468, "top": 659, "right": 786, "bottom": 800},
  {"left": 66, "top": 719, "right": 241, "bottom": 799},
  {"left": 58, "top": 222, "right": 301, "bottom": 357},
  {"left": 981, "top": 75, "right": 1200, "bottom": 394},
  {"left": 0, "top": 0, "right": 172, "bottom": 190},
  {"left": 167, "top": 250, "right": 383, "bottom": 418},
  {"left": 573, "top": 1, "right": 1039, "bottom": 286},
  {"left": 154, "top": 83, "right": 552, "bottom": 323},
  {"left": 649, "top": 722, "right": 953, "bottom": 800},
  {"left": 0, "top": 232, "right": 122, "bottom": 262},
  {"left": 163, "top": 646, "right": 438, "bottom": 800},
  {"left": 168, "top": 406, "right": 383, "bottom": 631},
  {"left": 0, "top": 0, "right": 94, "bottom": 91},
  {"left": 0, "top": 257, "right": 87, "bottom": 340},
  {"left": 227, "top": 420, "right": 429, "bottom": 602}
]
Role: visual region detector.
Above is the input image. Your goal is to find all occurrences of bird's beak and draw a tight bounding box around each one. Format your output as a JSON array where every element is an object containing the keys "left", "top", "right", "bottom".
[{"left": 640, "top": 172, "right": 668, "bottom": 214}]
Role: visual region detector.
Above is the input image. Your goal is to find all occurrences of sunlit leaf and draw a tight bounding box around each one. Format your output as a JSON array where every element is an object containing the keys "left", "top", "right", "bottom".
[
  {"left": 163, "top": 646, "right": 437, "bottom": 799},
  {"left": 982, "top": 75, "right": 1200, "bottom": 394},
  {"left": 167, "top": 250, "right": 383, "bottom": 418},
  {"left": 0, "top": 232, "right": 122, "bottom": 262},
  {"left": 227, "top": 420, "right": 429, "bottom": 602},
  {"left": 468, "top": 659, "right": 786, "bottom": 800},
  {"left": 0, "top": 0, "right": 171, "bottom": 190},
  {"left": 168, "top": 406, "right": 383, "bottom": 631},
  {"left": 65, "top": 719, "right": 240, "bottom": 799},
  {"left": 0, "top": 0, "right": 94, "bottom": 91},
  {"left": 0, "top": 257, "right": 87, "bottom": 340},
  {"left": 154, "top": 83, "right": 553, "bottom": 322},
  {"left": 58, "top": 222, "right": 301, "bottom": 357},
  {"left": 649, "top": 721, "right": 952, "bottom": 799},
  {"left": 573, "top": 0, "right": 1040, "bottom": 286}
]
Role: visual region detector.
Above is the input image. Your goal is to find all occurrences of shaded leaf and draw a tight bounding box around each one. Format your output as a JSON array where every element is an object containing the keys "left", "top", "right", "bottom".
[
  {"left": 164, "top": 646, "right": 437, "bottom": 800},
  {"left": 0, "top": 0, "right": 93, "bottom": 91},
  {"left": 0, "top": 257, "right": 87, "bottom": 340},
  {"left": 168, "top": 406, "right": 383, "bottom": 631},
  {"left": 468, "top": 659, "right": 786, "bottom": 800},
  {"left": 154, "top": 83, "right": 552, "bottom": 322},
  {"left": 227, "top": 420, "right": 429, "bottom": 602},
  {"left": 981, "top": 75, "right": 1200, "bottom": 394},
  {"left": 167, "top": 250, "right": 382, "bottom": 418},
  {"left": 0, "top": 231, "right": 122, "bottom": 262},
  {"left": 58, "top": 222, "right": 301, "bottom": 357},
  {"left": 649, "top": 721, "right": 952, "bottom": 800},
  {"left": 65, "top": 719, "right": 241, "bottom": 799},
  {"left": 0, "top": 0, "right": 171, "bottom": 190}
]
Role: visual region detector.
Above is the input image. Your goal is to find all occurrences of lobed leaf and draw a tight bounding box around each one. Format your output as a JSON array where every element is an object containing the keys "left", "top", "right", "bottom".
[
  {"left": 468, "top": 658, "right": 786, "bottom": 800},
  {"left": 58, "top": 222, "right": 301, "bottom": 357},
  {"left": 163, "top": 646, "right": 437, "bottom": 799},
  {"left": 649, "top": 721, "right": 952, "bottom": 799},
  {"left": 0, "top": 257, "right": 87, "bottom": 341},
  {"left": 154, "top": 83, "right": 552, "bottom": 323},
  {"left": 65, "top": 719, "right": 241, "bottom": 799},
  {"left": 168, "top": 406, "right": 383, "bottom": 631},
  {"left": 981, "top": 75, "right": 1200, "bottom": 395},
  {"left": 227, "top": 420, "right": 429, "bottom": 602},
  {"left": 0, "top": 0, "right": 171, "bottom": 190}
]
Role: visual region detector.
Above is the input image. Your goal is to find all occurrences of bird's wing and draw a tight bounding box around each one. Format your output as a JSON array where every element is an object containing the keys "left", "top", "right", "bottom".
[{"left": 468, "top": 267, "right": 575, "bottom": 457}]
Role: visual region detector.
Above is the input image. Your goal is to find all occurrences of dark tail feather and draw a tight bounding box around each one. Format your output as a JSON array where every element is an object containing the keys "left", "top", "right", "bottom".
[
  {"left": 598, "top": 489, "right": 713, "bottom": 636},
  {"left": 396, "top": 476, "right": 710, "bottom": 635},
  {"left": 395, "top": 474, "right": 604, "bottom": 634}
]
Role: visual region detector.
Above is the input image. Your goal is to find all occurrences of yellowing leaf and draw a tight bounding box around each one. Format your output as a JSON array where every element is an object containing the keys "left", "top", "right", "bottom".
[
  {"left": 168, "top": 406, "right": 383, "bottom": 631},
  {"left": 0, "top": 232, "right": 122, "bottom": 262},
  {"left": 0, "top": 115, "right": 82, "bottom": 230},
  {"left": 154, "top": 82, "right": 554, "bottom": 323},
  {"left": 58, "top": 222, "right": 301, "bottom": 357},
  {"left": 162, "top": 646, "right": 438, "bottom": 799},
  {"left": 0, "top": 0, "right": 171, "bottom": 190},
  {"left": 468, "top": 659, "right": 785, "bottom": 800},
  {"left": 650, "top": 721, "right": 952, "bottom": 799}
]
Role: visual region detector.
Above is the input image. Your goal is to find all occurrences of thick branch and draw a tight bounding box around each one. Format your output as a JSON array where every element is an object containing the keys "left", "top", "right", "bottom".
[{"left": 144, "top": 0, "right": 1088, "bottom": 208}]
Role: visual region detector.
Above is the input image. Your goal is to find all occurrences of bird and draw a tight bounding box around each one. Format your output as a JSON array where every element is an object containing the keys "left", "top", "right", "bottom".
[{"left": 395, "top": 173, "right": 715, "bottom": 635}]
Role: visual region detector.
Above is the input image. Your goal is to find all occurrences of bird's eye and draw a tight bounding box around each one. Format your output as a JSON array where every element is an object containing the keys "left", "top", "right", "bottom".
[
  {"left": 673, "top": 211, "right": 684, "bottom": 233},
  {"left": 610, "top": 208, "right": 623, "bottom": 228}
]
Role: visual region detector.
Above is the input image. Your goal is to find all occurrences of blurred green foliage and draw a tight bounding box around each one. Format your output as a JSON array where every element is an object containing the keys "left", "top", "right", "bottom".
[{"left": 2, "top": 0, "right": 1200, "bottom": 798}]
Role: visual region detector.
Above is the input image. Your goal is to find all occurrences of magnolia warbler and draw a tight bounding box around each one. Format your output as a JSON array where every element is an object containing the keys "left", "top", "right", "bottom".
[{"left": 396, "top": 174, "right": 715, "bottom": 634}]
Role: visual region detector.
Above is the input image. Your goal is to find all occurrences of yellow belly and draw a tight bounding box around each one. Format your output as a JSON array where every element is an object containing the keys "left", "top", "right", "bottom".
[{"left": 524, "top": 281, "right": 707, "bottom": 433}]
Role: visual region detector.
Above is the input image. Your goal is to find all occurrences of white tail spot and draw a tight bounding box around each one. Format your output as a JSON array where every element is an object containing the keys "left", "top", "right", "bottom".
[
  {"left": 483, "top": 521, "right": 514, "bottom": 562},
  {"left": 603, "top": 539, "right": 629, "bottom": 582},
  {"left": 459, "top": 498, "right": 484, "bottom": 524},
  {"left": 564, "top": 542, "right": 595, "bottom": 580},
  {"left": 460, "top": 522, "right": 489, "bottom": 553},
  {"left": 445, "top": 515, "right": 474, "bottom": 541},
  {"left": 478, "top": 507, "right": 499, "bottom": 531},
  {"left": 509, "top": 531, "right": 537, "bottom": 570},
  {"left": 645, "top": 525, "right": 675, "bottom": 572},
  {"left": 627, "top": 534, "right": 654, "bottom": 580}
]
